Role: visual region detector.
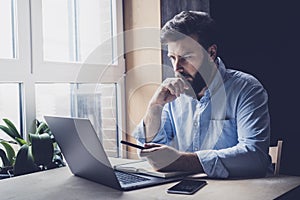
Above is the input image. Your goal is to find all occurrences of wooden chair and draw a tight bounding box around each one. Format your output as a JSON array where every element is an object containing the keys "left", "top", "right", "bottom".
[{"left": 269, "top": 140, "right": 283, "bottom": 175}]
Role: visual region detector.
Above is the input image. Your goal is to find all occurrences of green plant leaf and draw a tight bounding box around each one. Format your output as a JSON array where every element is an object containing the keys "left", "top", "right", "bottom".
[
  {"left": 13, "top": 144, "right": 39, "bottom": 176},
  {"left": 35, "top": 119, "right": 41, "bottom": 128},
  {"left": 30, "top": 133, "right": 54, "bottom": 167},
  {"left": 14, "top": 137, "right": 27, "bottom": 146},
  {"left": 0, "top": 125, "right": 16, "bottom": 140},
  {"left": 35, "top": 122, "right": 48, "bottom": 135},
  {"left": 0, "top": 121, "right": 24, "bottom": 146},
  {"left": 44, "top": 127, "right": 51, "bottom": 134},
  {"left": 3, "top": 118, "right": 22, "bottom": 138},
  {"left": 0, "top": 148, "right": 10, "bottom": 167},
  {"left": 0, "top": 141, "right": 15, "bottom": 166}
]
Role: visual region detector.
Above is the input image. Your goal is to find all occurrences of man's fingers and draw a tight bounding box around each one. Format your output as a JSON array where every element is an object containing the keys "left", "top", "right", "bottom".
[
  {"left": 140, "top": 144, "right": 182, "bottom": 171},
  {"left": 164, "top": 84, "right": 177, "bottom": 96},
  {"left": 141, "top": 146, "right": 162, "bottom": 153},
  {"left": 144, "top": 143, "right": 162, "bottom": 148},
  {"left": 140, "top": 144, "right": 163, "bottom": 157},
  {"left": 162, "top": 78, "right": 188, "bottom": 97},
  {"left": 140, "top": 149, "right": 158, "bottom": 157},
  {"left": 173, "top": 81, "right": 184, "bottom": 95},
  {"left": 175, "top": 73, "right": 190, "bottom": 90}
]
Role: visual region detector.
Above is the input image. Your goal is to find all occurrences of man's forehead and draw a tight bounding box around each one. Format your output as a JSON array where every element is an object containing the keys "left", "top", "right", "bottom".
[{"left": 167, "top": 36, "right": 203, "bottom": 55}]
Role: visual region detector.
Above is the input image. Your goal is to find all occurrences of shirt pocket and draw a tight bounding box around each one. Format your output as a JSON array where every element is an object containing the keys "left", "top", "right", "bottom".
[
  {"left": 201, "top": 119, "right": 237, "bottom": 150},
  {"left": 214, "top": 119, "right": 238, "bottom": 149}
]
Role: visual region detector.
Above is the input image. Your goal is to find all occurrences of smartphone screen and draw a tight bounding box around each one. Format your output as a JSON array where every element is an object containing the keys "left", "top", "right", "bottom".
[{"left": 167, "top": 180, "right": 207, "bottom": 195}]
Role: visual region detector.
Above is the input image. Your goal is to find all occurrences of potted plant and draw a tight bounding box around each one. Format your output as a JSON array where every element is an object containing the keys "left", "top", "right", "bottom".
[{"left": 0, "top": 118, "right": 65, "bottom": 178}]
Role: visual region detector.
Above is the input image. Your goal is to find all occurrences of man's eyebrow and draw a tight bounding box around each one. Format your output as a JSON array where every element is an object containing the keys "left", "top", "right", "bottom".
[
  {"left": 167, "top": 52, "right": 194, "bottom": 57},
  {"left": 182, "top": 52, "right": 194, "bottom": 57}
]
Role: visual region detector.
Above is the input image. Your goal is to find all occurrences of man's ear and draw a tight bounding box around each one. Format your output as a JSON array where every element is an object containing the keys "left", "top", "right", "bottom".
[{"left": 207, "top": 44, "right": 217, "bottom": 61}]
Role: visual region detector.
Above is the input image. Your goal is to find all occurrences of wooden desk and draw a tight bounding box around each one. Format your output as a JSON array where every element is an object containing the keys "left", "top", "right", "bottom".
[{"left": 0, "top": 159, "right": 300, "bottom": 200}]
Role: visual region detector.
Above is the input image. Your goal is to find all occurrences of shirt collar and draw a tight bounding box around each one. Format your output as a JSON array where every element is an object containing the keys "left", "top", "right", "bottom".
[{"left": 201, "top": 57, "right": 227, "bottom": 101}]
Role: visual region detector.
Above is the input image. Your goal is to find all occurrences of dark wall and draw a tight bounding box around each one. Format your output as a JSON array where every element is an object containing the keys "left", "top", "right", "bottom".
[{"left": 210, "top": 0, "right": 300, "bottom": 175}]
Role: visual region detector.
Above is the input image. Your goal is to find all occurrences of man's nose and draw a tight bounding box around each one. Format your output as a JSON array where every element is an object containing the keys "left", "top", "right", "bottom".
[{"left": 173, "top": 58, "right": 183, "bottom": 72}]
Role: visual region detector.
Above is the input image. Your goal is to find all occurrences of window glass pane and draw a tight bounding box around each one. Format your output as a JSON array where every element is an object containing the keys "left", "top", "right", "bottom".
[
  {"left": 95, "top": 84, "right": 118, "bottom": 157},
  {"left": 42, "top": 0, "right": 73, "bottom": 62},
  {"left": 0, "top": 0, "right": 17, "bottom": 59},
  {"left": 35, "top": 83, "right": 71, "bottom": 119},
  {"left": 35, "top": 83, "right": 118, "bottom": 157},
  {"left": 0, "top": 83, "right": 21, "bottom": 159},
  {"left": 42, "top": 0, "right": 114, "bottom": 63},
  {"left": 77, "top": 0, "right": 113, "bottom": 63}
]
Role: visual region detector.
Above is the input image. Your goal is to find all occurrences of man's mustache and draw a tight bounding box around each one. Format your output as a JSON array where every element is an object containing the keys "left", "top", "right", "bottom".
[
  {"left": 175, "top": 71, "right": 194, "bottom": 81},
  {"left": 175, "top": 70, "right": 207, "bottom": 99}
]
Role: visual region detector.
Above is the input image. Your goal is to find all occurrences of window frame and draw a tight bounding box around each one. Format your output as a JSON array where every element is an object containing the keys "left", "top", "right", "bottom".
[
  {"left": 31, "top": 0, "right": 125, "bottom": 83},
  {"left": 0, "top": 0, "right": 125, "bottom": 157}
]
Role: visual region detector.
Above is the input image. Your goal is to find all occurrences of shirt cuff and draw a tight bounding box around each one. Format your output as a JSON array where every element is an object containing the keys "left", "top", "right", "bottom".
[
  {"left": 133, "top": 119, "right": 169, "bottom": 145},
  {"left": 196, "top": 150, "right": 230, "bottom": 178},
  {"left": 133, "top": 120, "right": 146, "bottom": 144}
]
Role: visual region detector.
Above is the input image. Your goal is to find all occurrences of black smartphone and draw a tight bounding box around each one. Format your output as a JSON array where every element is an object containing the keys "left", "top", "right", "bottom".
[
  {"left": 167, "top": 179, "right": 207, "bottom": 195},
  {"left": 120, "top": 140, "right": 145, "bottom": 150}
]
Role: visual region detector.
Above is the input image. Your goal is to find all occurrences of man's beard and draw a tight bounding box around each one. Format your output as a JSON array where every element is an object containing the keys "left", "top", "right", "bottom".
[{"left": 182, "top": 53, "right": 214, "bottom": 99}]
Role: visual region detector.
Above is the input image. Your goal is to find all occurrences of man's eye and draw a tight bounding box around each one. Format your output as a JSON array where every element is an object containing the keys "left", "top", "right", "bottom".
[
  {"left": 168, "top": 57, "right": 175, "bottom": 62},
  {"left": 183, "top": 55, "right": 192, "bottom": 60},
  {"left": 180, "top": 57, "right": 190, "bottom": 63}
]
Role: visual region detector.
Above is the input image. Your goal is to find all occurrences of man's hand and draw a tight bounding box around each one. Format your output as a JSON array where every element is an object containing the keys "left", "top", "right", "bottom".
[
  {"left": 140, "top": 143, "right": 181, "bottom": 171},
  {"left": 149, "top": 77, "right": 189, "bottom": 108},
  {"left": 140, "top": 143, "right": 204, "bottom": 173},
  {"left": 143, "top": 77, "right": 189, "bottom": 142}
]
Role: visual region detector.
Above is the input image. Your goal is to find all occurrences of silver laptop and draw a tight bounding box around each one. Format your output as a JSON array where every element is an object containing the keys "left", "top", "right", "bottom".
[{"left": 44, "top": 116, "right": 185, "bottom": 191}]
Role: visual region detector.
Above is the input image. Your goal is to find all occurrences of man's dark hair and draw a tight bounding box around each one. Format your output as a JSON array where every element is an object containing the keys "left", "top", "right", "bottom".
[{"left": 160, "top": 11, "right": 218, "bottom": 50}]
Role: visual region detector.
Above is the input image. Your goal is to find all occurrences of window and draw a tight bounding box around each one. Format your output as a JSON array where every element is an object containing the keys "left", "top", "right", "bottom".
[
  {"left": 0, "top": 0, "right": 17, "bottom": 59},
  {"left": 0, "top": 0, "right": 124, "bottom": 158},
  {"left": 35, "top": 83, "right": 119, "bottom": 156},
  {"left": 0, "top": 83, "right": 21, "bottom": 153},
  {"left": 42, "top": 0, "right": 114, "bottom": 63}
]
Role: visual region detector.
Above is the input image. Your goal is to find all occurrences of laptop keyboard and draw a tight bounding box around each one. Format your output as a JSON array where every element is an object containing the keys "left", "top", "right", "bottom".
[{"left": 115, "top": 171, "right": 150, "bottom": 185}]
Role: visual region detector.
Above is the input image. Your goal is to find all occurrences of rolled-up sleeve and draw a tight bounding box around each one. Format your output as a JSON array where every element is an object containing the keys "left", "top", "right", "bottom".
[
  {"left": 133, "top": 120, "right": 147, "bottom": 145},
  {"left": 133, "top": 106, "right": 175, "bottom": 146}
]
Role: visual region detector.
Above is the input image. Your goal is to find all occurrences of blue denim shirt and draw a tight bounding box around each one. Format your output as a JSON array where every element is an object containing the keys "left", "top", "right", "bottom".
[{"left": 134, "top": 58, "right": 271, "bottom": 178}]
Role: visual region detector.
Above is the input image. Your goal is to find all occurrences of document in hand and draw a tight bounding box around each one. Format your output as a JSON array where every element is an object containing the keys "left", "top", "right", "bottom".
[{"left": 113, "top": 159, "right": 205, "bottom": 178}]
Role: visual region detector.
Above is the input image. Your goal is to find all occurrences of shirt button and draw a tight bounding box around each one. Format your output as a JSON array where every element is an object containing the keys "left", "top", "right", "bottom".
[
  {"left": 194, "top": 147, "right": 198, "bottom": 151},
  {"left": 193, "top": 121, "right": 198, "bottom": 126}
]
